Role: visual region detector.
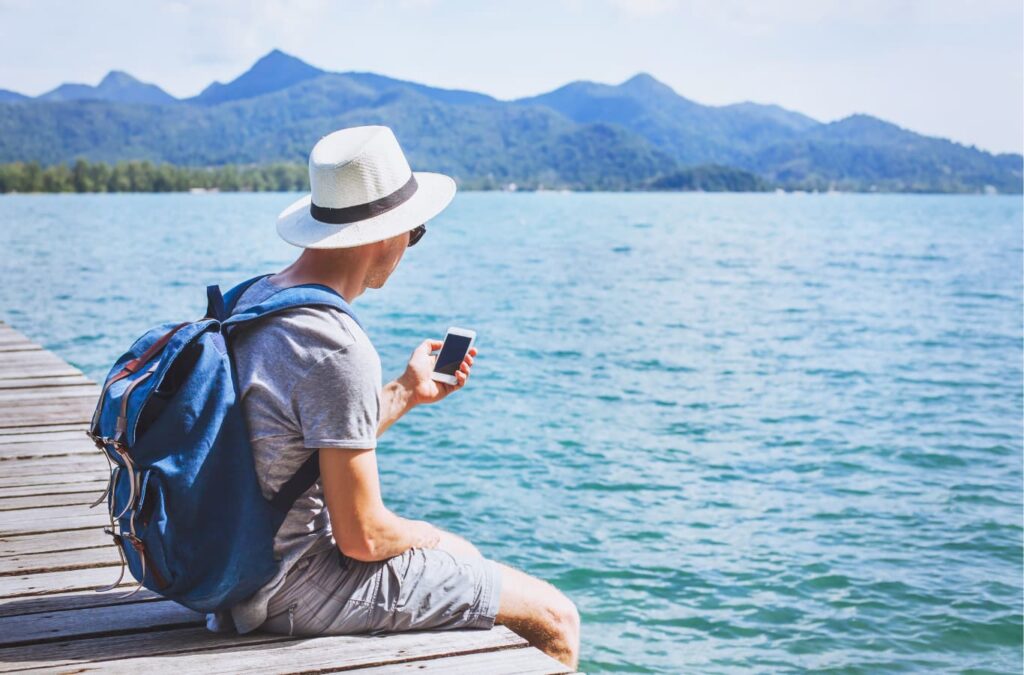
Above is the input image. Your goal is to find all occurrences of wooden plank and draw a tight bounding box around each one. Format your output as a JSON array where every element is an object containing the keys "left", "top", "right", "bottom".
[
  {"left": 0, "top": 476, "right": 105, "bottom": 491},
  {"left": 0, "top": 565, "right": 132, "bottom": 598},
  {"left": 0, "top": 460, "right": 103, "bottom": 479},
  {"left": 0, "top": 507, "right": 108, "bottom": 537},
  {"left": 349, "top": 647, "right": 568, "bottom": 674},
  {"left": 0, "top": 363, "right": 68, "bottom": 374},
  {"left": 0, "top": 334, "right": 35, "bottom": 343},
  {"left": 0, "top": 405, "right": 94, "bottom": 429},
  {"left": 0, "top": 598, "right": 201, "bottom": 647},
  {"left": 0, "top": 481, "right": 108, "bottom": 500},
  {"left": 0, "top": 439, "right": 96, "bottom": 454},
  {"left": 0, "top": 485, "right": 105, "bottom": 504},
  {"left": 0, "top": 429, "right": 90, "bottom": 444},
  {"left": 0, "top": 436, "right": 94, "bottom": 451},
  {"left": 18, "top": 626, "right": 529, "bottom": 674},
  {"left": 0, "top": 414, "right": 92, "bottom": 429},
  {"left": 1, "top": 545, "right": 117, "bottom": 576},
  {"left": 0, "top": 365, "right": 82, "bottom": 381},
  {"left": 0, "top": 332, "right": 35, "bottom": 342},
  {"left": 0, "top": 455, "right": 102, "bottom": 473},
  {"left": 0, "top": 465, "right": 104, "bottom": 485},
  {"left": 0, "top": 345, "right": 41, "bottom": 354},
  {"left": 0, "top": 503, "right": 108, "bottom": 525},
  {"left": 0, "top": 526, "right": 110, "bottom": 558},
  {"left": 0, "top": 627, "right": 291, "bottom": 672},
  {"left": 0, "top": 360, "right": 81, "bottom": 375},
  {"left": 0, "top": 417, "right": 91, "bottom": 432},
  {"left": 0, "top": 477, "right": 105, "bottom": 495},
  {"left": 0, "top": 491, "right": 99, "bottom": 512},
  {"left": 0, "top": 375, "right": 93, "bottom": 390},
  {"left": 0, "top": 351, "right": 76, "bottom": 368},
  {"left": 0, "top": 476, "right": 104, "bottom": 492},
  {"left": 0, "top": 395, "right": 97, "bottom": 411},
  {"left": 0, "top": 387, "right": 98, "bottom": 401},
  {"left": 0, "top": 345, "right": 36, "bottom": 352},
  {"left": 0, "top": 588, "right": 160, "bottom": 619},
  {"left": 0, "top": 440, "right": 96, "bottom": 461},
  {"left": 0, "top": 337, "right": 35, "bottom": 345}
]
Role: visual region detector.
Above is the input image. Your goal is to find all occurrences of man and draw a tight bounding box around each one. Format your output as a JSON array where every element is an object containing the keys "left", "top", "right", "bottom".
[{"left": 209, "top": 126, "right": 579, "bottom": 669}]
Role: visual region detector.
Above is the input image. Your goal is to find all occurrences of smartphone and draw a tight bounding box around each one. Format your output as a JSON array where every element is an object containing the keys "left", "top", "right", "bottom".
[{"left": 431, "top": 327, "right": 476, "bottom": 385}]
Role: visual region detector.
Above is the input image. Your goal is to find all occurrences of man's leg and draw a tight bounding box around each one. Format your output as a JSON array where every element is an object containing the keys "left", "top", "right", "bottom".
[
  {"left": 434, "top": 528, "right": 580, "bottom": 669},
  {"left": 434, "top": 528, "right": 482, "bottom": 558},
  {"left": 493, "top": 562, "right": 580, "bottom": 669}
]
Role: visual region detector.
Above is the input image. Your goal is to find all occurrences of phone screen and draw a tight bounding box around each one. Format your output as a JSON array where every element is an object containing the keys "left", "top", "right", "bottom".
[{"left": 434, "top": 334, "right": 472, "bottom": 376}]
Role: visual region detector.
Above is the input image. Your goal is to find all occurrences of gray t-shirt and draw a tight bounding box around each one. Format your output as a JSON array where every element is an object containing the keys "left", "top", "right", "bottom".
[{"left": 208, "top": 276, "right": 382, "bottom": 634}]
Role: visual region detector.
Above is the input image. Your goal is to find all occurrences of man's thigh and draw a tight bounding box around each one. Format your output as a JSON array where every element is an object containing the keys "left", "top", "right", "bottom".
[{"left": 263, "top": 546, "right": 502, "bottom": 636}]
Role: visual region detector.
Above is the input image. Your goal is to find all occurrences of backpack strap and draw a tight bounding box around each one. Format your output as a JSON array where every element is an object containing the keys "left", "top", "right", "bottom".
[
  {"left": 221, "top": 281, "right": 364, "bottom": 332},
  {"left": 268, "top": 450, "right": 321, "bottom": 515},
  {"left": 218, "top": 275, "right": 365, "bottom": 514},
  {"left": 221, "top": 274, "right": 273, "bottom": 317},
  {"left": 206, "top": 285, "right": 227, "bottom": 321}
]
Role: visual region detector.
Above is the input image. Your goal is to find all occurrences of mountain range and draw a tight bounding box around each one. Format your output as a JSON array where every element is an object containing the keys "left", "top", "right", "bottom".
[{"left": 0, "top": 49, "right": 1019, "bottom": 193}]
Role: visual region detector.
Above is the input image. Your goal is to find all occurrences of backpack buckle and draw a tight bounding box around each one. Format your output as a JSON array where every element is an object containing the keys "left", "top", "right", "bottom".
[
  {"left": 86, "top": 429, "right": 127, "bottom": 452},
  {"left": 85, "top": 429, "right": 105, "bottom": 450}
]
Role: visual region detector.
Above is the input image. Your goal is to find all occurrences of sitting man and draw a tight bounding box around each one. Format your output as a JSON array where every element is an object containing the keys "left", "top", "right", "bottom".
[{"left": 208, "top": 125, "right": 579, "bottom": 669}]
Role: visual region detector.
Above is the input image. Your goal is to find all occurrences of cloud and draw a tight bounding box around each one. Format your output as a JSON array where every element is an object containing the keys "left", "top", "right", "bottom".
[
  {"left": 164, "top": 0, "right": 331, "bottom": 66},
  {"left": 602, "top": 0, "right": 1021, "bottom": 31}
]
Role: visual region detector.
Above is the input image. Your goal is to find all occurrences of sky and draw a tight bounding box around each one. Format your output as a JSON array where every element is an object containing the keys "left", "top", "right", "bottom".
[{"left": 0, "top": 0, "right": 1020, "bottom": 154}]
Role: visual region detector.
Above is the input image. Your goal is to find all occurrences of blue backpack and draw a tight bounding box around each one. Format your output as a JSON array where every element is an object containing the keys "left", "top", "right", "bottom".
[{"left": 87, "top": 274, "right": 363, "bottom": 613}]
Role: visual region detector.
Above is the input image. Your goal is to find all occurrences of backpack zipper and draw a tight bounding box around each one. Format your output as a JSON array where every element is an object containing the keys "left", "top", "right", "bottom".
[{"left": 287, "top": 603, "right": 297, "bottom": 636}]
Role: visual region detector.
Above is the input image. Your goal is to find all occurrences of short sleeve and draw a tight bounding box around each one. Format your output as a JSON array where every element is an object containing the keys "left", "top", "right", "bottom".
[{"left": 289, "top": 340, "right": 382, "bottom": 450}]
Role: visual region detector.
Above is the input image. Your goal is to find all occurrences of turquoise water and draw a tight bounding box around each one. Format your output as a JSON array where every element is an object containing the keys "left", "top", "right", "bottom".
[{"left": 1, "top": 192, "right": 1021, "bottom": 673}]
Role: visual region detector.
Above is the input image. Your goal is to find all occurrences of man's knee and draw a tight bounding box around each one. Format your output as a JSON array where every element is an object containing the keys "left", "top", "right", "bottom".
[
  {"left": 543, "top": 592, "right": 580, "bottom": 643},
  {"left": 494, "top": 563, "right": 579, "bottom": 645}
]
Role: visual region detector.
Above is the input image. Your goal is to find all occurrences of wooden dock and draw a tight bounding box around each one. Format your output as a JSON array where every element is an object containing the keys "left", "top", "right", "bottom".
[{"left": 0, "top": 320, "right": 568, "bottom": 673}]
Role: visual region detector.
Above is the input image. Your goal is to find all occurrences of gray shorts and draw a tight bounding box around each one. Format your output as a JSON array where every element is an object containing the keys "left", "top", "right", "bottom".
[{"left": 261, "top": 545, "right": 503, "bottom": 636}]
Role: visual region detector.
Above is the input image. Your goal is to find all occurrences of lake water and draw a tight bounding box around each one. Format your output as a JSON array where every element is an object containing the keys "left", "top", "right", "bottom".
[{"left": 1, "top": 192, "right": 1021, "bottom": 673}]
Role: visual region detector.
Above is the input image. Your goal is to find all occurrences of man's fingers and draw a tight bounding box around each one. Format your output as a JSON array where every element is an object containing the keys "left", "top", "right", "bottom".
[{"left": 421, "top": 339, "right": 443, "bottom": 357}]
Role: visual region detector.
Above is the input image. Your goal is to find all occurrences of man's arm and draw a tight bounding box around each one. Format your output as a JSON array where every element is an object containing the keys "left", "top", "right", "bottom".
[
  {"left": 320, "top": 447, "right": 441, "bottom": 561},
  {"left": 377, "top": 379, "right": 416, "bottom": 438},
  {"left": 376, "top": 339, "right": 476, "bottom": 438}
]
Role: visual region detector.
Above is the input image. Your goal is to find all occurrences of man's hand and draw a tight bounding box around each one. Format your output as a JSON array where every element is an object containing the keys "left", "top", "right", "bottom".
[{"left": 398, "top": 338, "right": 477, "bottom": 406}]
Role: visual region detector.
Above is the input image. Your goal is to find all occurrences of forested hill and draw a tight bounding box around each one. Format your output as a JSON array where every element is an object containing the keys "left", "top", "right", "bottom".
[{"left": 0, "top": 49, "right": 1019, "bottom": 193}]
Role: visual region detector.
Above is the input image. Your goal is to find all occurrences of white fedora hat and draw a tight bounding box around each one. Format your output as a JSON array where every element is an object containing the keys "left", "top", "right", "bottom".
[{"left": 276, "top": 125, "right": 456, "bottom": 249}]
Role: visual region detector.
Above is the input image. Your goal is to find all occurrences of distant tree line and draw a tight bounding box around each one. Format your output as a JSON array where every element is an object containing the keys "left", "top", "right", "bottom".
[
  {"left": 0, "top": 160, "right": 310, "bottom": 193},
  {"left": 646, "top": 165, "right": 771, "bottom": 192},
  {"left": 0, "top": 159, "right": 782, "bottom": 194}
]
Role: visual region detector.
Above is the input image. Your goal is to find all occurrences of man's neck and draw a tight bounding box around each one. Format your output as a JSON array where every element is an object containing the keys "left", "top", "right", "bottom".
[{"left": 270, "top": 248, "right": 369, "bottom": 303}]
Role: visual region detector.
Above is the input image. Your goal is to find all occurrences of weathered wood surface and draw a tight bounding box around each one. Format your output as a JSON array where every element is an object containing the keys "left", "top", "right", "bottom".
[{"left": 0, "top": 320, "right": 569, "bottom": 673}]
